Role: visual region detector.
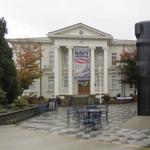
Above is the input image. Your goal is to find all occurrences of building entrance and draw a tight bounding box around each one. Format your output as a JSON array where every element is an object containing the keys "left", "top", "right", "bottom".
[{"left": 78, "top": 80, "right": 90, "bottom": 95}]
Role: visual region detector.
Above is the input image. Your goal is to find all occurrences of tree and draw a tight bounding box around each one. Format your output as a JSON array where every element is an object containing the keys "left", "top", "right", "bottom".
[
  {"left": 118, "top": 48, "right": 137, "bottom": 94},
  {"left": 11, "top": 42, "right": 42, "bottom": 95},
  {"left": 0, "top": 17, "right": 19, "bottom": 104}
]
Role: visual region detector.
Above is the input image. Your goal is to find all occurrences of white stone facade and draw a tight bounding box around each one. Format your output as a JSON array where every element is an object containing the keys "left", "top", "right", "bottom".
[{"left": 9, "top": 23, "right": 136, "bottom": 98}]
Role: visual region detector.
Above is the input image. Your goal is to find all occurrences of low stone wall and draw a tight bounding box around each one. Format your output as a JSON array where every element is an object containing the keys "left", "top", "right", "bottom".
[{"left": 0, "top": 103, "right": 49, "bottom": 125}]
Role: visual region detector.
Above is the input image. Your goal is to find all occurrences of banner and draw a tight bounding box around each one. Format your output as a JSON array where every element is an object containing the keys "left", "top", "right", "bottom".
[{"left": 74, "top": 47, "right": 90, "bottom": 80}]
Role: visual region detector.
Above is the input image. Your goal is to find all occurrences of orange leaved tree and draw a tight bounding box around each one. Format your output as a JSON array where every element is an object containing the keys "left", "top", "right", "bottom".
[
  {"left": 11, "top": 42, "right": 42, "bottom": 95},
  {"left": 118, "top": 48, "right": 137, "bottom": 94}
]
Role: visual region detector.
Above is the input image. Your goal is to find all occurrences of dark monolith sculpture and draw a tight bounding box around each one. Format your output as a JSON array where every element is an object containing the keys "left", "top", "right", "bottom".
[{"left": 135, "top": 21, "right": 150, "bottom": 116}]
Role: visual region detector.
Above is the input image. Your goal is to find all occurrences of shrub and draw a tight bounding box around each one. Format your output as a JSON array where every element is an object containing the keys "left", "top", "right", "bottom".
[
  {"left": 37, "top": 96, "right": 45, "bottom": 101},
  {"left": 14, "top": 97, "right": 29, "bottom": 108},
  {"left": 6, "top": 103, "right": 16, "bottom": 109},
  {"left": 116, "top": 93, "right": 121, "bottom": 97},
  {"left": 0, "top": 104, "right": 7, "bottom": 113},
  {"left": 0, "top": 104, "right": 4, "bottom": 110},
  {"left": 102, "top": 94, "right": 111, "bottom": 103},
  {"left": 0, "top": 89, "right": 6, "bottom": 105},
  {"left": 26, "top": 96, "right": 38, "bottom": 104}
]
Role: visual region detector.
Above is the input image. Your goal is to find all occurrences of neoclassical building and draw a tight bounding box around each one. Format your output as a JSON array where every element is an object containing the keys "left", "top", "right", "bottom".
[{"left": 9, "top": 23, "right": 136, "bottom": 98}]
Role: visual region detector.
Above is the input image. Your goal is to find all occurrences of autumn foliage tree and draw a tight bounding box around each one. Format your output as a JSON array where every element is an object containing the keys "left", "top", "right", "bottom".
[
  {"left": 11, "top": 42, "right": 42, "bottom": 95},
  {"left": 118, "top": 48, "right": 137, "bottom": 94}
]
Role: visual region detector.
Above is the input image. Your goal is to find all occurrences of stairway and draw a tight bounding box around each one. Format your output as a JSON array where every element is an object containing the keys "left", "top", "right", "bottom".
[{"left": 70, "top": 95, "right": 89, "bottom": 106}]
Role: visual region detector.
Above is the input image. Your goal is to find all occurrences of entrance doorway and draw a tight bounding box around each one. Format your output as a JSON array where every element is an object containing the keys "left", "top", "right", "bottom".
[{"left": 78, "top": 80, "right": 90, "bottom": 95}]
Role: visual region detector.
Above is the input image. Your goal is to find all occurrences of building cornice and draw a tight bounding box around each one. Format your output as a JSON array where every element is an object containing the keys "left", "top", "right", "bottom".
[
  {"left": 7, "top": 37, "right": 53, "bottom": 44},
  {"left": 48, "top": 34, "right": 112, "bottom": 40},
  {"left": 111, "top": 39, "right": 136, "bottom": 45}
]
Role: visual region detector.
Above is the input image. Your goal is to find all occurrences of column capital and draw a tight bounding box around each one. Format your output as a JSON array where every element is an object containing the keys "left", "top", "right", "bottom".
[
  {"left": 89, "top": 46, "right": 96, "bottom": 50},
  {"left": 103, "top": 46, "right": 109, "bottom": 51},
  {"left": 66, "top": 46, "right": 73, "bottom": 50},
  {"left": 54, "top": 46, "right": 60, "bottom": 49}
]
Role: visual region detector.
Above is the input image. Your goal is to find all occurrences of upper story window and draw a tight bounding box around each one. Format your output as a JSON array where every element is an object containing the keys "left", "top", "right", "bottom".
[
  {"left": 49, "top": 51, "right": 54, "bottom": 69},
  {"left": 63, "top": 75, "right": 68, "bottom": 88},
  {"left": 95, "top": 52, "right": 104, "bottom": 68},
  {"left": 48, "top": 76, "right": 54, "bottom": 91},
  {"left": 112, "top": 53, "right": 117, "bottom": 66},
  {"left": 62, "top": 51, "right": 68, "bottom": 66}
]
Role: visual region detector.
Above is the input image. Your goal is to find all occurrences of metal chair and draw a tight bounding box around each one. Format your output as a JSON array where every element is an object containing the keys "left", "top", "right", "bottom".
[
  {"left": 82, "top": 111, "right": 102, "bottom": 129},
  {"left": 67, "top": 106, "right": 79, "bottom": 123},
  {"left": 98, "top": 104, "right": 109, "bottom": 124}
]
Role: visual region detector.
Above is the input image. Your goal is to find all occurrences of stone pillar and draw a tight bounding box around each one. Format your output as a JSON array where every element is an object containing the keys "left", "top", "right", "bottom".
[
  {"left": 90, "top": 47, "right": 95, "bottom": 94},
  {"left": 68, "top": 46, "right": 73, "bottom": 95},
  {"left": 104, "top": 47, "right": 109, "bottom": 94},
  {"left": 54, "top": 46, "right": 59, "bottom": 97}
]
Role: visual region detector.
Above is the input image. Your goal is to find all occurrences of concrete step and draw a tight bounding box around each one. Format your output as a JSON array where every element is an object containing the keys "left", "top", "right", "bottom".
[{"left": 71, "top": 95, "right": 89, "bottom": 106}]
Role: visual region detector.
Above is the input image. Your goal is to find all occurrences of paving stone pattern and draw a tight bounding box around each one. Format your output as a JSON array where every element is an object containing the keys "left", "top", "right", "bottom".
[{"left": 19, "top": 103, "right": 150, "bottom": 148}]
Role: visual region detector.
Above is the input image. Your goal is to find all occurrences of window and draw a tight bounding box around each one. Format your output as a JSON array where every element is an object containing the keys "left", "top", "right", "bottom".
[
  {"left": 49, "top": 51, "right": 54, "bottom": 69},
  {"left": 63, "top": 75, "right": 68, "bottom": 88},
  {"left": 95, "top": 52, "right": 104, "bottom": 68},
  {"left": 29, "top": 81, "right": 37, "bottom": 91},
  {"left": 96, "top": 74, "right": 103, "bottom": 87},
  {"left": 112, "top": 53, "right": 117, "bottom": 65},
  {"left": 111, "top": 74, "right": 118, "bottom": 89},
  {"left": 48, "top": 76, "right": 54, "bottom": 91},
  {"left": 62, "top": 51, "right": 68, "bottom": 66}
]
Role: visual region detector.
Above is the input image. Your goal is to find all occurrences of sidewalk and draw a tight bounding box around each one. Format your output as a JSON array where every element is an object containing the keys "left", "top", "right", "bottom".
[
  {"left": 0, "top": 125, "right": 149, "bottom": 150},
  {"left": 18, "top": 103, "right": 150, "bottom": 148}
]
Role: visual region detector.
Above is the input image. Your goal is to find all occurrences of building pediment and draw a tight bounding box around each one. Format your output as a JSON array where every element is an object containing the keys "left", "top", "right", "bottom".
[{"left": 47, "top": 23, "right": 113, "bottom": 40}]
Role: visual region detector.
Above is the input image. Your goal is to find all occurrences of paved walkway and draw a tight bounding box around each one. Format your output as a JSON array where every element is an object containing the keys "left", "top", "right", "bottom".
[
  {"left": 0, "top": 125, "right": 149, "bottom": 150},
  {"left": 18, "top": 103, "right": 150, "bottom": 148}
]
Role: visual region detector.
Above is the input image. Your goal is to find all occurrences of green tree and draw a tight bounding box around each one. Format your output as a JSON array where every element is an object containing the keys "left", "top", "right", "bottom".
[
  {"left": 0, "top": 17, "right": 19, "bottom": 104},
  {"left": 118, "top": 48, "right": 137, "bottom": 94}
]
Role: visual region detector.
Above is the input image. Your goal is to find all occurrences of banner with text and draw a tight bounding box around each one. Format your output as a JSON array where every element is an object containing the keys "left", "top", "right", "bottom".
[{"left": 74, "top": 47, "right": 90, "bottom": 80}]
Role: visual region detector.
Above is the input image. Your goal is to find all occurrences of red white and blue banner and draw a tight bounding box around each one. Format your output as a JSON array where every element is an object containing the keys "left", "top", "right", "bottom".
[{"left": 74, "top": 47, "right": 90, "bottom": 80}]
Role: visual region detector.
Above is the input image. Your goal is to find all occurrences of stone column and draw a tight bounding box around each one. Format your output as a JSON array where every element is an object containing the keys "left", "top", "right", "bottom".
[
  {"left": 54, "top": 46, "right": 59, "bottom": 97},
  {"left": 68, "top": 46, "right": 73, "bottom": 95},
  {"left": 90, "top": 47, "right": 95, "bottom": 94},
  {"left": 104, "top": 47, "right": 109, "bottom": 94}
]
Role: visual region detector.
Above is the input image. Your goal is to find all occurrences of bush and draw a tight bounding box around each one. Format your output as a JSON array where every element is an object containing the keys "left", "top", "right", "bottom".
[
  {"left": 116, "top": 93, "right": 121, "bottom": 97},
  {"left": 102, "top": 94, "right": 111, "bottom": 103},
  {"left": 37, "top": 96, "right": 47, "bottom": 104},
  {"left": 6, "top": 103, "right": 16, "bottom": 109},
  {"left": 0, "top": 89, "right": 6, "bottom": 105},
  {"left": 26, "top": 96, "right": 38, "bottom": 104},
  {"left": 37, "top": 96, "right": 45, "bottom": 101},
  {"left": 14, "top": 97, "right": 29, "bottom": 108},
  {"left": 0, "top": 104, "right": 7, "bottom": 113}
]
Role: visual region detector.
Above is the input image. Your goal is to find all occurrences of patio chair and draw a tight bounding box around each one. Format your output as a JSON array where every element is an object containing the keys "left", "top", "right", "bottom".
[
  {"left": 82, "top": 111, "right": 102, "bottom": 129},
  {"left": 67, "top": 106, "right": 79, "bottom": 123},
  {"left": 98, "top": 104, "right": 109, "bottom": 124}
]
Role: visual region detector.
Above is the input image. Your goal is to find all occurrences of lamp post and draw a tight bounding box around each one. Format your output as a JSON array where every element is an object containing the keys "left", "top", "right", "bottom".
[{"left": 99, "top": 64, "right": 102, "bottom": 103}]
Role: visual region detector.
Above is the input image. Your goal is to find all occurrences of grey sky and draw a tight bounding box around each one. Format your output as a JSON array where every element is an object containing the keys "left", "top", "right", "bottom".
[{"left": 0, "top": 0, "right": 150, "bottom": 40}]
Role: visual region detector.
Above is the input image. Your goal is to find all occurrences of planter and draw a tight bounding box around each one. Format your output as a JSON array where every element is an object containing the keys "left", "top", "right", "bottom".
[{"left": 0, "top": 102, "right": 49, "bottom": 125}]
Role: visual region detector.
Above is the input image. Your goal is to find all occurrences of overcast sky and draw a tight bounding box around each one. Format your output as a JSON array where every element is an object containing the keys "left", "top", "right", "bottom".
[{"left": 0, "top": 0, "right": 150, "bottom": 40}]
